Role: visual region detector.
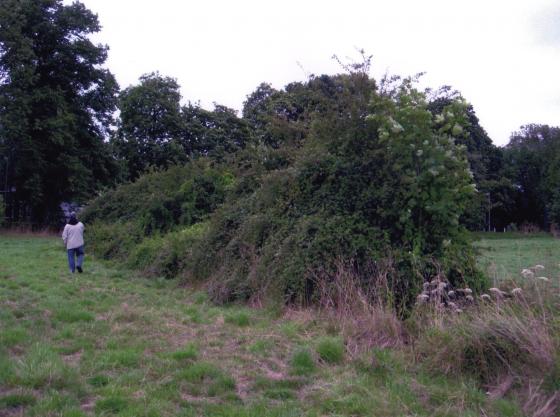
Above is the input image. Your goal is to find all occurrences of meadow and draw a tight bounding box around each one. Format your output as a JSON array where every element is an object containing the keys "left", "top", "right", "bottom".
[
  {"left": 475, "top": 233, "right": 560, "bottom": 286},
  {"left": 0, "top": 233, "right": 558, "bottom": 416}
]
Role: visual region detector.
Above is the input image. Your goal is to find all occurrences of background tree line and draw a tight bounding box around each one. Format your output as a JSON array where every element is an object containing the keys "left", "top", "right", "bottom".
[{"left": 1, "top": 0, "right": 559, "bottom": 233}]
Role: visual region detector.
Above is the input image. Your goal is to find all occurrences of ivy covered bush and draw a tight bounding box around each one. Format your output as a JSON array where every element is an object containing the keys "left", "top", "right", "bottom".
[
  {"left": 186, "top": 70, "right": 486, "bottom": 311},
  {"left": 84, "top": 66, "right": 487, "bottom": 312}
]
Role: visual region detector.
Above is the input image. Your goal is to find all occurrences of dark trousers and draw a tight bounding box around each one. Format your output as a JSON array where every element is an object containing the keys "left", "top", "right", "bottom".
[{"left": 67, "top": 245, "right": 84, "bottom": 273}]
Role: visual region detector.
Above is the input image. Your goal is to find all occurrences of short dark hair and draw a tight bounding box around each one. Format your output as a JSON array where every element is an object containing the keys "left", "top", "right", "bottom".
[{"left": 68, "top": 212, "right": 78, "bottom": 225}]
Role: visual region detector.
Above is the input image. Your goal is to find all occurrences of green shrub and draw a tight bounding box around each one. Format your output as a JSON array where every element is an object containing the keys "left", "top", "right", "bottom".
[
  {"left": 84, "top": 70, "right": 487, "bottom": 313},
  {"left": 127, "top": 222, "right": 209, "bottom": 278},
  {"left": 86, "top": 221, "right": 143, "bottom": 261},
  {"left": 316, "top": 336, "right": 345, "bottom": 364},
  {"left": 83, "top": 162, "right": 232, "bottom": 233},
  {"left": 184, "top": 73, "right": 486, "bottom": 312}
]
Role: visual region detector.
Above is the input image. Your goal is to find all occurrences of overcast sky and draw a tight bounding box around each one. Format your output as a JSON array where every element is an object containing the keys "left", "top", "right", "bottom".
[{"left": 76, "top": 0, "right": 560, "bottom": 146}]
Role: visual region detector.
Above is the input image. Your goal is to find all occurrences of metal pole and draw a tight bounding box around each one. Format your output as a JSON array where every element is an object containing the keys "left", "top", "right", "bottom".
[
  {"left": 4, "top": 156, "right": 7, "bottom": 192},
  {"left": 488, "top": 193, "right": 491, "bottom": 232}
]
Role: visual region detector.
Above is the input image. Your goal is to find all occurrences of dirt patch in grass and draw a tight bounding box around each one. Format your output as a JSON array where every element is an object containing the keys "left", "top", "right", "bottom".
[{"left": 61, "top": 349, "right": 82, "bottom": 366}]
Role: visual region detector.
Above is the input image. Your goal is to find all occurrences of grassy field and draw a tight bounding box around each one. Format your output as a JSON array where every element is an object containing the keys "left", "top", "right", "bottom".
[
  {"left": 474, "top": 232, "right": 560, "bottom": 287},
  {"left": 0, "top": 233, "right": 556, "bottom": 416}
]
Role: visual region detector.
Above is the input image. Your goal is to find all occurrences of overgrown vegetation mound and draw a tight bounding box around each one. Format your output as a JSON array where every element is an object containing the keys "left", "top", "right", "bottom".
[{"left": 85, "top": 67, "right": 487, "bottom": 312}]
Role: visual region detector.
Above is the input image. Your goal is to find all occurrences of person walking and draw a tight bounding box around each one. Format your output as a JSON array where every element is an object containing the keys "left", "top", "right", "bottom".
[{"left": 62, "top": 212, "right": 85, "bottom": 273}]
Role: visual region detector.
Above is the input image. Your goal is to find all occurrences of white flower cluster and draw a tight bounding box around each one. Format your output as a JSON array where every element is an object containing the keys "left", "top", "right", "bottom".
[
  {"left": 415, "top": 278, "right": 473, "bottom": 313},
  {"left": 521, "top": 265, "right": 549, "bottom": 282}
]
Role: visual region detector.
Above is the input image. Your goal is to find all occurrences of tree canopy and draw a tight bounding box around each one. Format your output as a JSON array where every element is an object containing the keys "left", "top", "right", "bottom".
[
  {"left": 504, "top": 124, "right": 560, "bottom": 228},
  {"left": 0, "top": 0, "right": 118, "bottom": 223}
]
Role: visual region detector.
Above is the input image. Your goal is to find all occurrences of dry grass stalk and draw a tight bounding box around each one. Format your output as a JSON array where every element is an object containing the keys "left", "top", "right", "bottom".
[
  {"left": 416, "top": 274, "right": 559, "bottom": 416},
  {"left": 312, "top": 258, "right": 405, "bottom": 357},
  {"left": 523, "top": 381, "right": 559, "bottom": 417}
]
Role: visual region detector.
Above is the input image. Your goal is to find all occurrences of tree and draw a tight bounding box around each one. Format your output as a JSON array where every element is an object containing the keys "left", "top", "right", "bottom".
[
  {"left": 0, "top": 195, "right": 5, "bottom": 226},
  {"left": 180, "top": 104, "right": 252, "bottom": 159},
  {"left": 427, "top": 90, "right": 516, "bottom": 231},
  {"left": 0, "top": 0, "right": 119, "bottom": 223},
  {"left": 112, "top": 72, "right": 184, "bottom": 180},
  {"left": 504, "top": 124, "right": 560, "bottom": 228}
]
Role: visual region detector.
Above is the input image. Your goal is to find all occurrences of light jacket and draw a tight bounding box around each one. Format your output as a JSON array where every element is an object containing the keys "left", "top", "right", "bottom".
[{"left": 62, "top": 222, "right": 85, "bottom": 250}]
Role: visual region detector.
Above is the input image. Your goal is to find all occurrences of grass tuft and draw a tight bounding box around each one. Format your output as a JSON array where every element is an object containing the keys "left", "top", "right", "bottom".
[
  {"left": 17, "top": 344, "right": 78, "bottom": 389},
  {"left": 54, "top": 308, "right": 94, "bottom": 323},
  {"left": 179, "top": 361, "right": 221, "bottom": 383},
  {"left": 0, "top": 392, "right": 36, "bottom": 408},
  {"left": 95, "top": 396, "right": 129, "bottom": 414},
  {"left": 88, "top": 374, "right": 110, "bottom": 387},
  {"left": 290, "top": 347, "right": 316, "bottom": 375},
  {"left": 248, "top": 339, "right": 273, "bottom": 356},
  {"left": 225, "top": 311, "right": 251, "bottom": 327},
  {"left": 207, "top": 375, "right": 237, "bottom": 397},
  {"left": 316, "top": 336, "right": 345, "bottom": 364},
  {"left": 171, "top": 343, "right": 198, "bottom": 361}
]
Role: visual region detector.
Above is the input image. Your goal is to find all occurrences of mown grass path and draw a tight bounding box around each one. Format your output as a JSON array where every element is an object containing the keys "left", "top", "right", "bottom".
[{"left": 1, "top": 235, "right": 525, "bottom": 416}]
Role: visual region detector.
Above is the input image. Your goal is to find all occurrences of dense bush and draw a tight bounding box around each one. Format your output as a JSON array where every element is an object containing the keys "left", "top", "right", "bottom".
[
  {"left": 82, "top": 160, "right": 232, "bottom": 272},
  {"left": 186, "top": 72, "right": 486, "bottom": 311},
  {"left": 85, "top": 69, "right": 487, "bottom": 312},
  {"left": 82, "top": 161, "right": 233, "bottom": 233},
  {"left": 86, "top": 221, "right": 144, "bottom": 261},
  {"left": 127, "top": 223, "right": 209, "bottom": 278}
]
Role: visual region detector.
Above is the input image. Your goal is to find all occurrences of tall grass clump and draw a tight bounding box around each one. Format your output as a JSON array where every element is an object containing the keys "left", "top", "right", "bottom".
[
  {"left": 313, "top": 259, "right": 405, "bottom": 356},
  {"left": 16, "top": 344, "right": 78, "bottom": 389},
  {"left": 290, "top": 348, "right": 316, "bottom": 375},
  {"left": 316, "top": 336, "right": 345, "bottom": 364},
  {"left": 416, "top": 277, "right": 559, "bottom": 416}
]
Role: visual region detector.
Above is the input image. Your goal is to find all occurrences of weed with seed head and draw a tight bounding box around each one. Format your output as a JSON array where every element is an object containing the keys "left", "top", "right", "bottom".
[
  {"left": 278, "top": 322, "right": 300, "bottom": 339},
  {"left": 184, "top": 305, "right": 203, "bottom": 323},
  {"left": 28, "top": 391, "right": 85, "bottom": 416}
]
